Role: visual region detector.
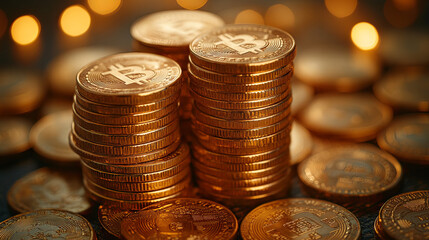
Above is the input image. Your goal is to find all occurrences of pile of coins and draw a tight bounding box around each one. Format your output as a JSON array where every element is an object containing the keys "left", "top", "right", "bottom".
[
  {"left": 69, "top": 52, "right": 191, "bottom": 209},
  {"left": 188, "top": 24, "right": 296, "bottom": 207}
]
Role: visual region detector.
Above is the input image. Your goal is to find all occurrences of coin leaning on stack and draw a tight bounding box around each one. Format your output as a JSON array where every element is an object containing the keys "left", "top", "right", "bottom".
[
  {"left": 188, "top": 24, "right": 296, "bottom": 207},
  {"left": 69, "top": 52, "right": 191, "bottom": 210}
]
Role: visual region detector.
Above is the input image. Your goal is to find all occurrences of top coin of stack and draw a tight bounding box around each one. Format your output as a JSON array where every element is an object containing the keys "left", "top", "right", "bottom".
[
  {"left": 70, "top": 52, "right": 192, "bottom": 210},
  {"left": 131, "top": 10, "right": 225, "bottom": 120},
  {"left": 188, "top": 24, "right": 296, "bottom": 207}
]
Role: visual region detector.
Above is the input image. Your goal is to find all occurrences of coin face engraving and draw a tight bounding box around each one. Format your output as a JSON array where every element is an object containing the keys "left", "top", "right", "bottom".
[
  {"left": 214, "top": 33, "right": 268, "bottom": 55},
  {"left": 101, "top": 63, "right": 156, "bottom": 85}
]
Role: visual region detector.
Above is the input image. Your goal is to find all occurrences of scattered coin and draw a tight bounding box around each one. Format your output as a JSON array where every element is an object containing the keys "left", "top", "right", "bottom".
[
  {"left": 291, "top": 79, "right": 314, "bottom": 115},
  {"left": 290, "top": 121, "right": 313, "bottom": 165},
  {"left": 0, "top": 118, "right": 32, "bottom": 156},
  {"left": 98, "top": 204, "right": 133, "bottom": 238}
]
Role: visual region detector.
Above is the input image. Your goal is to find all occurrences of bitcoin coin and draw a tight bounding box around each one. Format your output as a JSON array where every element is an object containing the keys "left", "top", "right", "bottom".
[
  {"left": 290, "top": 121, "right": 313, "bottom": 165},
  {"left": 0, "top": 118, "right": 31, "bottom": 156},
  {"left": 98, "top": 204, "right": 133, "bottom": 238},
  {"left": 0, "top": 209, "right": 95, "bottom": 239},
  {"left": 240, "top": 198, "right": 361, "bottom": 240},
  {"left": 120, "top": 198, "right": 238, "bottom": 240}
]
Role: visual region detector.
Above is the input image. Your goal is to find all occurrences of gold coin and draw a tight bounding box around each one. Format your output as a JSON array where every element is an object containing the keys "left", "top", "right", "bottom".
[
  {"left": 0, "top": 118, "right": 31, "bottom": 156},
  {"left": 190, "top": 24, "right": 295, "bottom": 73},
  {"left": 0, "top": 209, "right": 95, "bottom": 239},
  {"left": 0, "top": 69, "right": 45, "bottom": 114},
  {"left": 75, "top": 89, "right": 180, "bottom": 115},
  {"left": 298, "top": 144, "right": 402, "bottom": 203},
  {"left": 194, "top": 94, "right": 291, "bottom": 120},
  {"left": 291, "top": 79, "right": 314, "bottom": 115},
  {"left": 73, "top": 118, "right": 179, "bottom": 145},
  {"left": 46, "top": 47, "right": 119, "bottom": 96},
  {"left": 72, "top": 100, "right": 178, "bottom": 125},
  {"left": 98, "top": 204, "right": 133, "bottom": 238},
  {"left": 192, "top": 100, "right": 291, "bottom": 129},
  {"left": 295, "top": 47, "right": 380, "bottom": 92},
  {"left": 299, "top": 93, "right": 393, "bottom": 141},
  {"left": 131, "top": 10, "right": 225, "bottom": 51},
  {"left": 374, "top": 69, "right": 429, "bottom": 112},
  {"left": 72, "top": 105, "right": 179, "bottom": 135},
  {"left": 120, "top": 198, "right": 238, "bottom": 240},
  {"left": 77, "top": 52, "right": 182, "bottom": 105},
  {"left": 30, "top": 110, "right": 80, "bottom": 163},
  {"left": 378, "top": 190, "right": 429, "bottom": 240},
  {"left": 377, "top": 114, "right": 429, "bottom": 164},
  {"left": 290, "top": 121, "right": 313, "bottom": 165},
  {"left": 7, "top": 167, "right": 92, "bottom": 214},
  {"left": 240, "top": 198, "right": 361, "bottom": 240},
  {"left": 188, "top": 59, "right": 293, "bottom": 83}
]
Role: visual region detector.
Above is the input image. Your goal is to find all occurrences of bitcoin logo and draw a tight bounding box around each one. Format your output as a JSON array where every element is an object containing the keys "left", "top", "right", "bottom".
[
  {"left": 160, "top": 20, "right": 206, "bottom": 39},
  {"left": 102, "top": 64, "right": 156, "bottom": 85},
  {"left": 214, "top": 34, "right": 267, "bottom": 55}
]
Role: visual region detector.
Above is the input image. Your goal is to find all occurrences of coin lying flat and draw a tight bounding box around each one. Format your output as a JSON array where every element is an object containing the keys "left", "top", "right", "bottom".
[
  {"left": 120, "top": 198, "right": 238, "bottom": 240},
  {"left": 30, "top": 110, "right": 80, "bottom": 164},
  {"left": 98, "top": 204, "right": 133, "bottom": 238},
  {"left": 240, "top": 198, "right": 361, "bottom": 240},
  {"left": 377, "top": 190, "right": 429, "bottom": 240},
  {"left": 377, "top": 114, "right": 429, "bottom": 164},
  {"left": 0, "top": 118, "right": 32, "bottom": 156},
  {"left": 0, "top": 209, "right": 96, "bottom": 239},
  {"left": 374, "top": 69, "right": 429, "bottom": 112},
  {"left": 7, "top": 167, "right": 91, "bottom": 214},
  {"left": 298, "top": 144, "right": 402, "bottom": 203}
]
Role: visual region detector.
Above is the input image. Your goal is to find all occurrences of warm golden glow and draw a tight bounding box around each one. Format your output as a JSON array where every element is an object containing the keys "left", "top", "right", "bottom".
[
  {"left": 325, "top": 0, "right": 357, "bottom": 18},
  {"left": 393, "top": 0, "right": 417, "bottom": 10},
  {"left": 384, "top": 0, "right": 418, "bottom": 28},
  {"left": 60, "top": 5, "right": 91, "bottom": 37},
  {"left": 176, "top": 0, "right": 208, "bottom": 10},
  {"left": 351, "top": 22, "right": 379, "bottom": 51},
  {"left": 235, "top": 9, "right": 264, "bottom": 25},
  {"left": 11, "top": 15, "right": 40, "bottom": 45},
  {"left": 87, "top": 0, "right": 121, "bottom": 15},
  {"left": 265, "top": 4, "right": 295, "bottom": 30}
]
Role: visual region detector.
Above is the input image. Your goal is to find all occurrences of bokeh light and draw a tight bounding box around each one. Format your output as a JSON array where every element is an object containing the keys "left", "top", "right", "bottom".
[
  {"left": 265, "top": 4, "right": 295, "bottom": 30},
  {"left": 325, "top": 0, "right": 357, "bottom": 18},
  {"left": 60, "top": 5, "right": 91, "bottom": 37},
  {"left": 235, "top": 9, "right": 264, "bottom": 25},
  {"left": 0, "top": 9, "right": 7, "bottom": 38},
  {"left": 177, "top": 0, "right": 208, "bottom": 10},
  {"left": 10, "top": 15, "right": 40, "bottom": 45},
  {"left": 87, "top": 0, "right": 121, "bottom": 15},
  {"left": 351, "top": 22, "right": 379, "bottom": 51},
  {"left": 384, "top": 0, "right": 418, "bottom": 28}
]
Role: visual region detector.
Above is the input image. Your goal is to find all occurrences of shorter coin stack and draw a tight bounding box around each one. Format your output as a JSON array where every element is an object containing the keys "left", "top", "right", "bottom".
[
  {"left": 69, "top": 52, "right": 191, "bottom": 210},
  {"left": 188, "top": 24, "right": 296, "bottom": 207}
]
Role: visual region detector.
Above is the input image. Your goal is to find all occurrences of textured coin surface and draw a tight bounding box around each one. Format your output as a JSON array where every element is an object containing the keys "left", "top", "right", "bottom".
[
  {"left": 299, "top": 93, "right": 392, "bottom": 141},
  {"left": 121, "top": 198, "right": 238, "bottom": 240},
  {"left": 298, "top": 144, "right": 402, "bottom": 201},
  {"left": 0, "top": 118, "right": 31, "bottom": 156},
  {"left": 98, "top": 204, "right": 133, "bottom": 238},
  {"left": 77, "top": 52, "right": 182, "bottom": 105},
  {"left": 240, "top": 198, "right": 361, "bottom": 240},
  {"left": 290, "top": 121, "right": 313, "bottom": 165},
  {"left": 377, "top": 114, "right": 429, "bottom": 164},
  {"left": 190, "top": 24, "right": 296, "bottom": 73},
  {"left": 131, "top": 10, "right": 224, "bottom": 50},
  {"left": 0, "top": 209, "right": 95, "bottom": 239},
  {"left": 7, "top": 168, "right": 91, "bottom": 214},
  {"left": 30, "top": 110, "right": 80, "bottom": 163},
  {"left": 378, "top": 190, "right": 429, "bottom": 240},
  {"left": 374, "top": 69, "right": 429, "bottom": 112}
]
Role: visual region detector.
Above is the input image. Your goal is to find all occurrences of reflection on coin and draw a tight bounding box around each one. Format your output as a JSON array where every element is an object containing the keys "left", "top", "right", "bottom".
[
  {"left": 377, "top": 114, "right": 429, "bottom": 164},
  {"left": 46, "top": 47, "right": 119, "bottom": 96},
  {"left": 295, "top": 47, "right": 380, "bottom": 92},
  {"left": 0, "top": 118, "right": 31, "bottom": 156},
  {"left": 30, "top": 110, "right": 79, "bottom": 163},
  {"left": 240, "top": 198, "right": 360, "bottom": 240},
  {"left": 291, "top": 79, "right": 314, "bottom": 115},
  {"left": 298, "top": 144, "right": 402, "bottom": 203},
  {"left": 0, "top": 69, "right": 45, "bottom": 114},
  {"left": 98, "top": 204, "right": 133, "bottom": 238},
  {"left": 0, "top": 209, "right": 95, "bottom": 239},
  {"left": 374, "top": 69, "right": 429, "bottom": 112},
  {"left": 378, "top": 190, "right": 429, "bottom": 240},
  {"left": 7, "top": 167, "right": 91, "bottom": 214},
  {"left": 299, "top": 93, "right": 393, "bottom": 141},
  {"left": 290, "top": 121, "right": 313, "bottom": 165},
  {"left": 121, "top": 198, "right": 238, "bottom": 240}
]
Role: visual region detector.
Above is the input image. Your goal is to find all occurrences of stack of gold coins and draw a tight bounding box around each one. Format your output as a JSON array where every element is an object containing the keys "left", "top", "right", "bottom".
[
  {"left": 188, "top": 24, "right": 296, "bottom": 207},
  {"left": 131, "top": 10, "right": 225, "bottom": 123},
  {"left": 69, "top": 52, "right": 191, "bottom": 210}
]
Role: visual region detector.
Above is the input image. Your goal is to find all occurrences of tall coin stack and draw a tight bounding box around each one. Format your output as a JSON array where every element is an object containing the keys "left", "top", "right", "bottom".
[
  {"left": 70, "top": 52, "right": 191, "bottom": 210},
  {"left": 131, "top": 10, "right": 225, "bottom": 122},
  {"left": 188, "top": 24, "right": 296, "bottom": 207}
]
